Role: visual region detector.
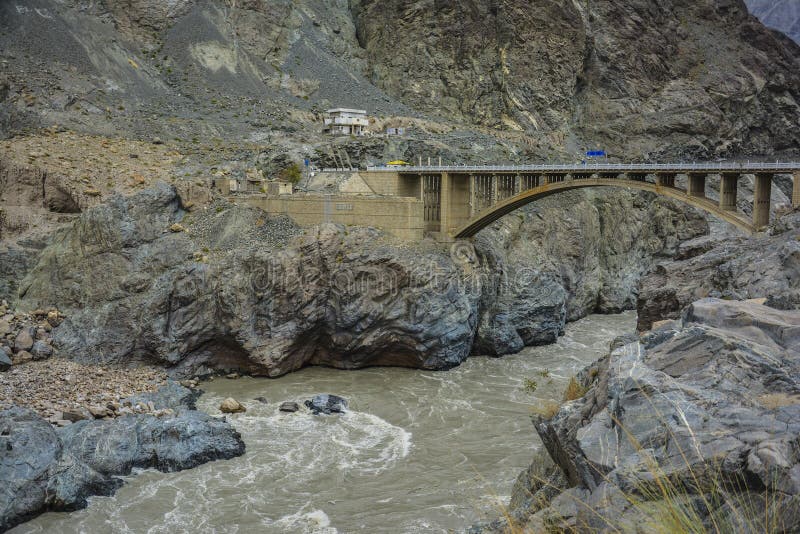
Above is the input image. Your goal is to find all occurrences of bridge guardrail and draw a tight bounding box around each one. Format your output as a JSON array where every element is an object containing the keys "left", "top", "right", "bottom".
[{"left": 364, "top": 162, "right": 800, "bottom": 173}]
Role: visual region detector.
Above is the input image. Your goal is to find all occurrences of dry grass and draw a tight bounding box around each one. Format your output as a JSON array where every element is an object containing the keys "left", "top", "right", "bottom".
[
  {"left": 562, "top": 376, "right": 586, "bottom": 402},
  {"left": 531, "top": 400, "right": 561, "bottom": 419}
]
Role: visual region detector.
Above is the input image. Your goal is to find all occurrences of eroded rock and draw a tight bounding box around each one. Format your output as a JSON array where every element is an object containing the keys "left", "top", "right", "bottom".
[
  {"left": 501, "top": 299, "right": 800, "bottom": 533},
  {"left": 0, "top": 383, "right": 245, "bottom": 531}
]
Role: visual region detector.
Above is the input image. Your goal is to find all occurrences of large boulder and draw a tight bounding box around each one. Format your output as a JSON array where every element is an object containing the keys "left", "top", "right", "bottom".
[
  {"left": 0, "top": 383, "right": 245, "bottom": 531},
  {"left": 219, "top": 398, "right": 246, "bottom": 414},
  {"left": 13, "top": 329, "right": 33, "bottom": 353},
  {"left": 502, "top": 299, "right": 800, "bottom": 532},
  {"left": 17, "top": 184, "right": 484, "bottom": 376}
]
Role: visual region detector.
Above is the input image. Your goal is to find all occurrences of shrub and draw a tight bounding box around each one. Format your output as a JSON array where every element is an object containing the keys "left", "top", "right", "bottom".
[{"left": 279, "top": 163, "right": 303, "bottom": 184}]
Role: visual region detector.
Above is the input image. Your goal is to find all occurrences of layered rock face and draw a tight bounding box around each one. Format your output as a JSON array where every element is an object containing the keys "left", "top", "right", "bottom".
[
  {"left": 0, "top": 382, "right": 245, "bottom": 532},
  {"left": 637, "top": 210, "right": 800, "bottom": 330},
  {"left": 14, "top": 184, "right": 701, "bottom": 375},
  {"left": 352, "top": 0, "right": 800, "bottom": 158},
  {"left": 17, "top": 184, "right": 483, "bottom": 376},
  {"left": 498, "top": 298, "right": 800, "bottom": 532}
]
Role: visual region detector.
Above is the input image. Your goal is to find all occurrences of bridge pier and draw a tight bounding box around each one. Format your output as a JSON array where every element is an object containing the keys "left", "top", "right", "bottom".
[
  {"left": 422, "top": 173, "right": 442, "bottom": 233},
  {"left": 688, "top": 173, "right": 706, "bottom": 198},
  {"left": 794, "top": 171, "right": 800, "bottom": 208},
  {"left": 753, "top": 173, "right": 773, "bottom": 229},
  {"left": 656, "top": 173, "right": 676, "bottom": 188},
  {"left": 719, "top": 174, "right": 738, "bottom": 211}
]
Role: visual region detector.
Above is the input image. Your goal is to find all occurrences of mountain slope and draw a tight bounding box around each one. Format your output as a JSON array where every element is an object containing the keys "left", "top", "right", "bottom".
[{"left": 0, "top": 0, "right": 799, "bottom": 163}]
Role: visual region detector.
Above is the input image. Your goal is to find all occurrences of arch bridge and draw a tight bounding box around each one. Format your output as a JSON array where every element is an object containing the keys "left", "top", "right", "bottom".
[{"left": 365, "top": 163, "right": 800, "bottom": 240}]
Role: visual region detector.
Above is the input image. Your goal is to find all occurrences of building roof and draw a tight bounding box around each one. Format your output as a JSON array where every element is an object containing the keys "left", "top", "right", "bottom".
[{"left": 326, "top": 108, "right": 367, "bottom": 114}]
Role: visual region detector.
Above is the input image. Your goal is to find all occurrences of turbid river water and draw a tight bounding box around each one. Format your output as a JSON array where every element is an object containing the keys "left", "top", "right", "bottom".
[{"left": 14, "top": 312, "right": 635, "bottom": 534}]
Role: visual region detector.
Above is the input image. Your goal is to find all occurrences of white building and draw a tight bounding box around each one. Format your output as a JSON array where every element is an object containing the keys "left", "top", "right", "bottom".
[{"left": 323, "top": 108, "right": 369, "bottom": 136}]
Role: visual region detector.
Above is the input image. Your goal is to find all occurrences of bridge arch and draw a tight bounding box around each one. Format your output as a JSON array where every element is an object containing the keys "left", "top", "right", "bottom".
[{"left": 452, "top": 177, "right": 755, "bottom": 238}]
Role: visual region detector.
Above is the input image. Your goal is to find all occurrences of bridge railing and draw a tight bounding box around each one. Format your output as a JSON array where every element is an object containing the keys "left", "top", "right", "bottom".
[{"left": 365, "top": 162, "right": 800, "bottom": 173}]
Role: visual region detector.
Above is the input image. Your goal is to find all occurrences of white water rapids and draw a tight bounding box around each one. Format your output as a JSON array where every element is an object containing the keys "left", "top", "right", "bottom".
[{"left": 13, "top": 312, "right": 636, "bottom": 534}]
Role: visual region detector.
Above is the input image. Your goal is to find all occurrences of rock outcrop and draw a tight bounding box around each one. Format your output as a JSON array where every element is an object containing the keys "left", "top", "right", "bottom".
[
  {"left": 17, "top": 184, "right": 483, "bottom": 376},
  {"left": 637, "top": 210, "right": 800, "bottom": 331},
  {"left": 493, "top": 298, "right": 800, "bottom": 533},
  {"left": 15, "top": 184, "right": 703, "bottom": 375},
  {"left": 473, "top": 189, "right": 707, "bottom": 355},
  {"left": 0, "top": 383, "right": 245, "bottom": 532}
]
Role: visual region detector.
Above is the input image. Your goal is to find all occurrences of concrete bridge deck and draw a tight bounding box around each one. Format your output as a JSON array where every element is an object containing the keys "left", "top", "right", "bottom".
[
  {"left": 242, "top": 162, "right": 800, "bottom": 242},
  {"left": 364, "top": 162, "right": 800, "bottom": 240}
]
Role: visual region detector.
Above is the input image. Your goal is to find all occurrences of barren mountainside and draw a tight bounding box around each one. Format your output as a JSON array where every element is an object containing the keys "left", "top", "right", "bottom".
[{"left": 1, "top": 0, "right": 799, "bottom": 161}]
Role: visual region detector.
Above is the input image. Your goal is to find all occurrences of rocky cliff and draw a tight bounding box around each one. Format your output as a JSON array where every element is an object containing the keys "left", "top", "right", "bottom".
[
  {"left": 483, "top": 298, "right": 800, "bottom": 532},
  {"left": 352, "top": 0, "right": 800, "bottom": 159},
  {"left": 12, "top": 184, "right": 702, "bottom": 376}
]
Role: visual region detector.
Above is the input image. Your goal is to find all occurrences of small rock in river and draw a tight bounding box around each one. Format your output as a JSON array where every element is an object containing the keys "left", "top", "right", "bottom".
[
  {"left": 220, "top": 398, "right": 246, "bottom": 414},
  {"left": 305, "top": 394, "right": 348, "bottom": 415},
  {"left": 254, "top": 397, "right": 268, "bottom": 404},
  {"left": 279, "top": 401, "right": 299, "bottom": 413}
]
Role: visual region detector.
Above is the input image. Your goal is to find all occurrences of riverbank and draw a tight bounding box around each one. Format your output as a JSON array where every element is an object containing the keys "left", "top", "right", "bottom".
[
  {"left": 9, "top": 313, "right": 637, "bottom": 533},
  {"left": 477, "top": 298, "right": 800, "bottom": 533},
  {"left": 0, "top": 382, "right": 245, "bottom": 532}
]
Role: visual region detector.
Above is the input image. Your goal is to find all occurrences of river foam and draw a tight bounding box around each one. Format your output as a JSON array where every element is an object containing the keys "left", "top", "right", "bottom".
[{"left": 12, "top": 312, "right": 636, "bottom": 534}]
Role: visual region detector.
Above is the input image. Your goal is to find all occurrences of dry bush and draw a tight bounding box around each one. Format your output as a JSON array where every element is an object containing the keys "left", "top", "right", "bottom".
[{"left": 562, "top": 377, "right": 586, "bottom": 402}]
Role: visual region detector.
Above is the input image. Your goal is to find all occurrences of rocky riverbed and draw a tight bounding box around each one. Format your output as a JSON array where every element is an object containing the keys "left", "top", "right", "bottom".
[{"left": 477, "top": 298, "right": 800, "bottom": 533}]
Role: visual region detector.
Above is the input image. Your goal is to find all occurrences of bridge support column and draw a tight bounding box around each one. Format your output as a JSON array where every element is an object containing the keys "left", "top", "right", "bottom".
[
  {"left": 753, "top": 173, "right": 773, "bottom": 229},
  {"left": 469, "top": 174, "right": 476, "bottom": 218},
  {"left": 439, "top": 172, "right": 452, "bottom": 239},
  {"left": 719, "top": 174, "right": 738, "bottom": 211},
  {"left": 656, "top": 173, "right": 675, "bottom": 188},
  {"left": 514, "top": 174, "right": 521, "bottom": 195},
  {"left": 793, "top": 171, "right": 800, "bottom": 208},
  {"left": 491, "top": 174, "right": 499, "bottom": 205},
  {"left": 688, "top": 173, "right": 706, "bottom": 198}
]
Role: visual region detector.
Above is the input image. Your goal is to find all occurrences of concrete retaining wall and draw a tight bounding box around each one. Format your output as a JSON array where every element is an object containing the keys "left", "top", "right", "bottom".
[{"left": 242, "top": 194, "right": 425, "bottom": 242}]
